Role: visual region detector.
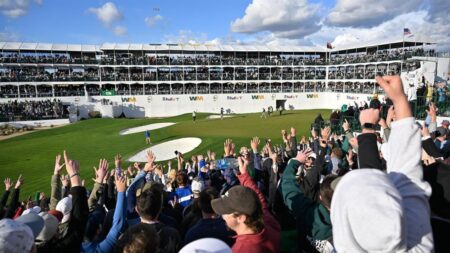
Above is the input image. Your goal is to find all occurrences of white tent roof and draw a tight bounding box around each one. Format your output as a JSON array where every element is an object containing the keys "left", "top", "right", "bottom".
[{"left": 0, "top": 40, "right": 432, "bottom": 53}]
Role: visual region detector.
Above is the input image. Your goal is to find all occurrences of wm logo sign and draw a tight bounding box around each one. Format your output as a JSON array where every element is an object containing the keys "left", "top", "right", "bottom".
[
  {"left": 189, "top": 96, "right": 204, "bottom": 101},
  {"left": 251, "top": 95, "right": 264, "bottom": 99},
  {"left": 306, "top": 94, "right": 319, "bottom": 99}
]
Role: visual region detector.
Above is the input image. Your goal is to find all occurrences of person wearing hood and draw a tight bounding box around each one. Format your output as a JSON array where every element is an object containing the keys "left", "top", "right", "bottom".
[{"left": 331, "top": 75, "right": 434, "bottom": 252}]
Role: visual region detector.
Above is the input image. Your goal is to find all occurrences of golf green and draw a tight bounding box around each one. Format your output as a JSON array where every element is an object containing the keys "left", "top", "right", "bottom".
[{"left": 0, "top": 109, "right": 330, "bottom": 197}]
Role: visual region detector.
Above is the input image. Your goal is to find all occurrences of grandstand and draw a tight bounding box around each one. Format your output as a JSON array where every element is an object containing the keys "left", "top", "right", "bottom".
[{"left": 0, "top": 39, "right": 448, "bottom": 120}]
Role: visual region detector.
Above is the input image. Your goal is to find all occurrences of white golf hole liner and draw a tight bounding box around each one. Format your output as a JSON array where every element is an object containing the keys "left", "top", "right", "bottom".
[
  {"left": 128, "top": 137, "right": 202, "bottom": 162},
  {"left": 119, "top": 122, "right": 175, "bottom": 135}
]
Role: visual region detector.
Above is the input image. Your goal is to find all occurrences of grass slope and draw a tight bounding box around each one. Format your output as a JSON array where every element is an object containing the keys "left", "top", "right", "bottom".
[{"left": 0, "top": 109, "right": 330, "bottom": 197}]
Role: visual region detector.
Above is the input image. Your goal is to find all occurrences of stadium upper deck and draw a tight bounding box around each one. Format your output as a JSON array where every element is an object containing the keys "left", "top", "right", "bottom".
[{"left": 0, "top": 39, "right": 436, "bottom": 98}]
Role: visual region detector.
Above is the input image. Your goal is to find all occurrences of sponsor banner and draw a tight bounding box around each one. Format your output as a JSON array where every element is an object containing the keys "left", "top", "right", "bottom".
[
  {"left": 284, "top": 95, "right": 298, "bottom": 99},
  {"left": 306, "top": 94, "right": 319, "bottom": 99},
  {"left": 346, "top": 95, "right": 359, "bottom": 100},
  {"left": 227, "top": 96, "right": 242, "bottom": 100},
  {"left": 121, "top": 97, "right": 137, "bottom": 103},
  {"left": 189, "top": 96, "right": 204, "bottom": 101},
  {"left": 162, "top": 97, "right": 179, "bottom": 102},
  {"left": 251, "top": 95, "right": 265, "bottom": 100},
  {"left": 101, "top": 90, "right": 116, "bottom": 96}
]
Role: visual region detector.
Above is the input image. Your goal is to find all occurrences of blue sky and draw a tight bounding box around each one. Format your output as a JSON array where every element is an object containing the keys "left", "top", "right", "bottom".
[{"left": 0, "top": 0, "right": 449, "bottom": 49}]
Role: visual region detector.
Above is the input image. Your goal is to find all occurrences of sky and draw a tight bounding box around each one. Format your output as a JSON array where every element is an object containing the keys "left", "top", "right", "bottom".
[{"left": 0, "top": 0, "right": 449, "bottom": 50}]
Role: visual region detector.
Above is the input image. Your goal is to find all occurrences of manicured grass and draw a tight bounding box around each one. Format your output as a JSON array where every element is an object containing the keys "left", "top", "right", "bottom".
[{"left": 0, "top": 109, "right": 330, "bottom": 197}]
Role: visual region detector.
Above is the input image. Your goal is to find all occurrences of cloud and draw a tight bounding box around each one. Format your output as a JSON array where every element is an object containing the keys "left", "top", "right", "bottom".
[
  {"left": 0, "top": 0, "right": 42, "bottom": 18},
  {"left": 230, "top": 0, "right": 321, "bottom": 39},
  {"left": 307, "top": 11, "right": 450, "bottom": 51},
  {"left": 428, "top": 0, "right": 450, "bottom": 22},
  {"left": 88, "top": 2, "right": 123, "bottom": 27},
  {"left": 164, "top": 30, "right": 209, "bottom": 44},
  {"left": 113, "top": 25, "right": 127, "bottom": 36},
  {"left": 326, "top": 0, "right": 422, "bottom": 27},
  {"left": 0, "top": 30, "right": 20, "bottom": 41},
  {"left": 145, "top": 14, "right": 163, "bottom": 28}
]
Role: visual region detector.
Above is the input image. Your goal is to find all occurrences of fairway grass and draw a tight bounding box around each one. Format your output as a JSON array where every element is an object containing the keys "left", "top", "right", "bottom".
[{"left": 0, "top": 109, "right": 330, "bottom": 197}]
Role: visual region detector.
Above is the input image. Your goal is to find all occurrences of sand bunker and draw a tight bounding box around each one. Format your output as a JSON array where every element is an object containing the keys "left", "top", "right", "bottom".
[
  {"left": 119, "top": 122, "right": 175, "bottom": 135},
  {"left": 128, "top": 137, "right": 202, "bottom": 162},
  {"left": 206, "top": 115, "right": 234, "bottom": 119}
]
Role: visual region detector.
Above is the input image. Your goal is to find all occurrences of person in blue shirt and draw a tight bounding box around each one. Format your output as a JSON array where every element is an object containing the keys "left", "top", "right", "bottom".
[
  {"left": 82, "top": 175, "right": 127, "bottom": 253},
  {"left": 145, "top": 130, "right": 151, "bottom": 145}
]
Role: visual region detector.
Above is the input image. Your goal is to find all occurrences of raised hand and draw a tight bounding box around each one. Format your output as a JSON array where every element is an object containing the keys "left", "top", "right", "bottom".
[
  {"left": 61, "top": 175, "right": 69, "bottom": 187},
  {"left": 295, "top": 149, "right": 312, "bottom": 164},
  {"left": 376, "top": 75, "right": 411, "bottom": 120},
  {"left": 94, "top": 158, "right": 109, "bottom": 184},
  {"left": 359, "top": 108, "right": 380, "bottom": 126},
  {"left": 251, "top": 136, "right": 260, "bottom": 152},
  {"left": 146, "top": 150, "right": 156, "bottom": 165},
  {"left": 426, "top": 102, "right": 437, "bottom": 123},
  {"left": 54, "top": 154, "right": 65, "bottom": 175},
  {"left": 133, "top": 162, "right": 141, "bottom": 171},
  {"left": 224, "top": 139, "right": 233, "bottom": 156},
  {"left": 63, "top": 150, "right": 79, "bottom": 176},
  {"left": 238, "top": 155, "right": 250, "bottom": 175},
  {"left": 375, "top": 75, "right": 406, "bottom": 104},
  {"left": 321, "top": 127, "right": 331, "bottom": 142},
  {"left": 63, "top": 150, "right": 81, "bottom": 186},
  {"left": 114, "top": 154, "right": 122, "bottom": 169},
  {"left": 15, "top": 174, "right": 23, "bottom": 189},
  {"left": 4, "top": 178, "right": 12, "bottom": 191},
  {"left": 115, "top": 175, "right": 127, "bottom": 193}
]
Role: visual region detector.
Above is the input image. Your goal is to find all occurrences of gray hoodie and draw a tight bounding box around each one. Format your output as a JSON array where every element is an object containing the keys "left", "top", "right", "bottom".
[{"left": 331, "top": 117, "right": 433, "bottom": 252}]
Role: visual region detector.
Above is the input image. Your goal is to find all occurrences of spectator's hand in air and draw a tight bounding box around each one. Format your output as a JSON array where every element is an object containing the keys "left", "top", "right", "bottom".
[
  {"left": 238, "top": 155, "right": 250, "bottom": 175},
  {"left": 115, "top": 175, "right": 127, "bottom": 193},
  {"left": 94, "top": 158, "right": 109, "bottom": 183},
  {"left": 251, "top": 137, "right": 260, "bottom": 152},
  {"left": 15, "top": 174, "right": 23, "bottom": 189},
  {"left": 376, "top": 75, "right": 411, "bottom": 119},
  {"left": 4, "top": 178, "right": 12, "bottom": 191},
  {"left": 54, "top": 154, "right": 65, "bottom": 175},
  {"left": 114, "top": 154, "right": 122, "bottom": 169},
  {"left": 224, "top": 139, "right": 233, "bottom": 157},
  {"left": 295, "top": 149, "right": 312, "bottom": 164}
]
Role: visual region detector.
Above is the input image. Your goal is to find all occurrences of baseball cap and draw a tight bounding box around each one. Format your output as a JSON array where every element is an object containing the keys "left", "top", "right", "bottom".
[
  {"left": 36, "top": 213, "right": 59, "bottom": 242},
  {"left": 191, "top": 177, "right": 204, "bottom": 194},
  {"left": 442, "top": 120, "right": 449, "bottom": 126},
  {"left": 0, "top": 219, "right": 35, "bottom": 253},
  {"left": 56, "top": 196, "right": 72, "bottom": 224},
  {"left": 15, "top": 212, "right": 45, "bottom": 238},
  {"left": 179, "top": 238, "right": 231, "bottom": 253},
  {"left": 211, "top": 185, "right": 260, "bottom": 216},
  {"left": 48, "top": 210, "right": 63, "bottom": 222}
]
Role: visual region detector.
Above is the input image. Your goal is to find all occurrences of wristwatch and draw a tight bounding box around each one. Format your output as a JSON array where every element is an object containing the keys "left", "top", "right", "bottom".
[{"left": 362, "top": 123, "right": 375, "bottom": 130}]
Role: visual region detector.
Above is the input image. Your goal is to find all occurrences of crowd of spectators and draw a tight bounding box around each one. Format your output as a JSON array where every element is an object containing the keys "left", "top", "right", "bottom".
[
  {"left": 0, "top": 47, "right": 431, "bottom": 68},
  {"left": 0, "top": 99, "right": 66, "bottom": 121},
  {"left": 1, "top": 75, "right": 449, "bottom": 253},
  {"left": 1, "top": 64, "right": 406, "bottom": 83}
]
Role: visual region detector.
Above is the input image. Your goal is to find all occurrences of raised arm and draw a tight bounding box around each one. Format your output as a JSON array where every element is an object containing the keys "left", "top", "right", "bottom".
[
  {"left": 376, "top": 75, "right": 433, "bottom": 251},
  {"left": 88, "top": 158, "right": 108, "bottom": 212},
  {"left": 50, "top": 154, "right": 64, "bottom": 210},
  {"left": 96, "top": 175, "right": 128, "bottom": 253},
  {"left": 280, "top": 150, "right": 315, "bottom": 218},
  {"left": 357, "top": 109, "right": 383, "bottom": 170}
]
